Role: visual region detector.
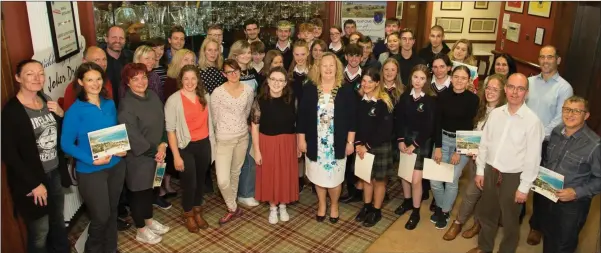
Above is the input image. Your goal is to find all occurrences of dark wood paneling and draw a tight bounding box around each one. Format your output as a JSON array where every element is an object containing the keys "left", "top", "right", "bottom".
[
  {"left": 1, "top": 1, "right": 34, "bottom": 83},
  {"left": 77, "top": 2, "right": 97, "bottom": 47},
  {"left": 402, "top": 1, "right": 427, "bottom": 50},
  {"left": 1, "top": 17, "right": 28, "bottom": 253}
]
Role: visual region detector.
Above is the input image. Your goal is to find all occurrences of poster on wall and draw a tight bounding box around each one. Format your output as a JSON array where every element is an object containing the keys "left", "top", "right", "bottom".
[
  {"left": 341, "top": 2, "right": 387, "bottom": 41},
  {"left": 46, "top": 2, "right": 81, "bottom": 62},
  {"left": 33, "top": 36, "right": 86, "bottom": 101},
  {"left": 528, "top": 1, "right": 552, "bottom": 18}
]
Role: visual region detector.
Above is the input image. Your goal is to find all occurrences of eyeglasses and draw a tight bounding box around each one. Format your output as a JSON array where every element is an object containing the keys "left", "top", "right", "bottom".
[
  {"left": 562, "top": 107, "right": 587, "bottom": 115},
  {"left": 452, "top": 75, "right": 469, "bottom": 82},
  {"left": 223, "top": 69, "right": 240, "bottom": 75},
  {"left": 506, "top": 84, "right": 527, "bottom": 92},
  {"left": 485, "top": 86, "right": 500, "bottom": 93},
  {"left": 269, "top": 77, "right": 286, "bottom": 84}
]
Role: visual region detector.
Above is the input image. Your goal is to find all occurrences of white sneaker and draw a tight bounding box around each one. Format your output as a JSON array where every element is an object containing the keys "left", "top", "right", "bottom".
[
  {"left": 238, "top": 197, "right": 260, "bottom": 207},
  {"left": 136, "top": 228, "right": 162, "bottom": 245},
  {"left": 279, "top": 204, "right": 290, "bottom": 222},
  {"left": 268, "top": 207, "right": 279, "bottom": 224},
  {"left": 147, "top": 219, "right": 170, "bottom": 235}
]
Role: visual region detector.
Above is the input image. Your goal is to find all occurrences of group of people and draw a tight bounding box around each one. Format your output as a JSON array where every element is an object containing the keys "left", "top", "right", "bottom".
[{"left": 2, "top": 16, "right": 599, "bottom": 253}]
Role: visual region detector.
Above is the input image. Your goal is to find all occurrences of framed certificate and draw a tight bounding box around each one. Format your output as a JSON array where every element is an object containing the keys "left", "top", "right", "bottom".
[{"left": 46, "top": 2, "right": 81, "bottom": 63}]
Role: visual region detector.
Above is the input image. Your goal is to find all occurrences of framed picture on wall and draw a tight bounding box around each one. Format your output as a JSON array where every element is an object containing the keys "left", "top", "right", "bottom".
[
  {"left": 440, "top": 2, "right": 462, "bottom": 11},
  {"left": 46, "top": 1, "right": 81, "bottom": 63},
  {"left": 469, "top": 18, "right": 497, "bottom": 33},
  {"left": 474, "top": 2, "right": 489, "bottom": 10},
  {"left": 435, "top": 17, "right": 464, "bottom": 33},
  {"left": 535, "top": 27, "right": 545, "bottom": 45},
  {"left": 528, "top": 1, "right": 552, "bottom": 18},
  {"left": 396, "top": 1, "right": 403, "bottom": 19},
  {"left": 505, "top": 1, "right": 524, "bottom": 13}
]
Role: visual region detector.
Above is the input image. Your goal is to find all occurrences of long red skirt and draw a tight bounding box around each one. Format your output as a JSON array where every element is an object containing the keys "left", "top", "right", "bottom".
[{"left": 255, "top": 133, "right": 299, "bottom": 204}]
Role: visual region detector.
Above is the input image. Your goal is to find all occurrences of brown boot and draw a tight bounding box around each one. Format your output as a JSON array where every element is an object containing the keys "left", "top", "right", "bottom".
[
  {"left": 527, "top": 229, "right": 542, "bottom": 245},
  {"left": 462, "top": 221, "right": 481, "bottom": 239},
  {"left": 183, "top": 210, "right": 199, "bottom": 233},
  {"left": 443, "top": 221, "right": 462, "bottom": 241},
  {"left": 193, "top": 206, "right": 209, "bottom": 229}
]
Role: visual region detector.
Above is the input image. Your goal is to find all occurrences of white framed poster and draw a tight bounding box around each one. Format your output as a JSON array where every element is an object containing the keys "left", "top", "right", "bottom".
[
  {"left": 341, "top": 2, "right": 387, "bottom": 41},
  {"left": 46, "top": 1, "right": 81, "bottom": 62}
]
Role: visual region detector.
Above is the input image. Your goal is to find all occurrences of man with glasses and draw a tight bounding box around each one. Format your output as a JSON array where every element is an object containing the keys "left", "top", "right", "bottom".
[
  {"left": 538, "top": 96, "right": 601, "bottom": 253},
  {"left": 468, "top": 73, "right": 545, "bottom": 253},
  {"left": 207, "top": 24, "right": 229, "bottom": 59},
  {"left": 274, "top": 20, "right": 294, "bottom": 70},
  {"left": 525, "top": 45, "right": 574, "bottom": 246},
  {"left": 392, "top": 28, "right": 425, "bottom": 87}
]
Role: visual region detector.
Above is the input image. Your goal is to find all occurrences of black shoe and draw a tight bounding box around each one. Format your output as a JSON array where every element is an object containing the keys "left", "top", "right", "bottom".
[
  {"left": 341, "top": 192, "right": 362, "bottom": 203},
  {"left": 422, "top": 191, "right": 430, "bottom": 200},
  {"left": 299, "top": 178, "right": 305, "bottom": 193},
  {"left": 117, "top": 206, "right": 129, "bottom": 219},
  {"left": 405, "top": 212, "right": 420, "bottom": 230},
  {"left": 429, "top": 199, "right": 437, "bottom": 212},
  {"left": 316, "top": 215, "right": 326, "bottom": 222},
  {"left": 329, "top": 216, "right": 339, "bottom": 224},
  {"left": 394, "top": 199, "right": 412, "bottom": 216},
  {"left": 362, "top": 210, "right": 382, "bottom": 227},
  {"left": 430, "top": 206, "right": 441, "bottom": 223},
  {"left": 435, "top": 211, "right": 449, "bottom": 230},
  {"left": 117, "top": 218, "right": 131, "bottom": 231},
  {"left": 153, "top": 196, "right": 172, "bottom": 210},
  {"left": 355, "top": 204, "right": 372, "bottom": 222}
]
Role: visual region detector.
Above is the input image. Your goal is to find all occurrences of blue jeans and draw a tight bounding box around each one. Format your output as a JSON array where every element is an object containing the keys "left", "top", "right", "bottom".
[
  {"left": 431, "top": 132, "right": 470, "bottom": 213},
  {"left": 25, "top": 169, "right": 69, "bottom": 253},
  {"left": 237, "top": 133, "right": 256, "bottom": 198}
]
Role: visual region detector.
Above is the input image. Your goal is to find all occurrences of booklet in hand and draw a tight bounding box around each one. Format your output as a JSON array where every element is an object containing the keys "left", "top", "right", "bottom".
[
  {"left": 354, "top": 152, "right": 375, "bottom": 183},
  {"left": 531, "top": 166, "right": 564, "bottom": 203},
  {"left": 87, "top": 124, "right": 131, "bottom": 160},
  {"left": 153, "top": 162, "right": 167, "bottom": 188}
]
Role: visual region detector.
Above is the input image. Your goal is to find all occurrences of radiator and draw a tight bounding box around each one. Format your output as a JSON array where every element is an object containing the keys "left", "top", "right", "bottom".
[{"left": 63, "top": 185, "right": 84, "bottom": 223}]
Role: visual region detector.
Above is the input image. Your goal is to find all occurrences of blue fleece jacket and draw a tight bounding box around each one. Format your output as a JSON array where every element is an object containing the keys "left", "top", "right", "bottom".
[{"left": 61, "top": 98, "right": 122, "bottom": 173}]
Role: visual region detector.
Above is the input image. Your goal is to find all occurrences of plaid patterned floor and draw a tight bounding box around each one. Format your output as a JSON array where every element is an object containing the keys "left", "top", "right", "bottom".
[{"left": 68, "top": 179, "right": 404, "bottom": 253}]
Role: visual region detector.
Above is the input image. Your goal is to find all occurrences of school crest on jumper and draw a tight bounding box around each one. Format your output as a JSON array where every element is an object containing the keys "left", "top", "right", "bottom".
[
  {"left": 417, "top": 103, "right": 424, "bottom": 112},
  {"left": 368, "top": 107, "right": 376, "bottom": 116}
]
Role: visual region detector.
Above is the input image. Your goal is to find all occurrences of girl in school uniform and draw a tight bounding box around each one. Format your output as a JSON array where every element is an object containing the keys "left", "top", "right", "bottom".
[
  {"left": 353, "top": 68, "right": 394, "bottom": 227},
  {"left": 393, "top": 64, "right": 438, "bottom": 230}
]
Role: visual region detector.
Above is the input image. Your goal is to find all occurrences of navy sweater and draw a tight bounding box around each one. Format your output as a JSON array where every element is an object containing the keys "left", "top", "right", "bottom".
[
  {"left": 395, "top": 92, "right": 437, "bottom": 148},
  {"left": 355, "top": 99, "right": 393, "bottom": 149}
]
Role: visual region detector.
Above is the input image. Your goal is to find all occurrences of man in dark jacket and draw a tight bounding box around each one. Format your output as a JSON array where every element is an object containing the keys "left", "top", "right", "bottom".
[
  {"left": 418, "top": 25, "right": 451, "bottom": 68},
  {"left": 373, "top": 18, "right": 401, "bottom": 59}
]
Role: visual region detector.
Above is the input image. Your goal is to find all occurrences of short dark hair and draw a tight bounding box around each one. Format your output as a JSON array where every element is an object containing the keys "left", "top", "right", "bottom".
[
  {"left": 170, "top": 25, "right": 186, "bottom": 38},
  {"left": 223, "top": 59, "right": 241, "bottom": 71},
  {"left": 399, "top": 28, "right": 414, "bottom": 39},
  {"left": 15, "top": 59, "right": 43, "bottom": 76},
  {"left": 120, "top": 63, "right": 148, "bottom": 91},
  {"left": 207, "top": 24, "right": 223, "bottom": 31},
  {"left": 145, "top": 37, "right": 166, "bottom": 47},
  {"left": 250, "top": 41, "right": 266, "bottom": 54},
  {"left": 344, "top": 19, "right": 356, "bottom": 27},
  {"left": 385, "top": 18, "right": 400, "bottom": 26},
  {"left": 244, "top": 19, "right": 258, "bottom": 30},
  {"left": 310, "top": 18, "right": 323, "bottom": 28},
  {"left": 430, "top": 53, "right": 452, "bottom": 70},
  {"left": 73, "top": 62, "right": 109, "bottom": 101},
  {"left": 344, "top": 44, "right": 362, "bottom": 56},
  {"left": 431, "top": 25, "right": 445, "bottom": 35},
  {"left": 359, "top": 36, "right": 373, "bottom": 45}
]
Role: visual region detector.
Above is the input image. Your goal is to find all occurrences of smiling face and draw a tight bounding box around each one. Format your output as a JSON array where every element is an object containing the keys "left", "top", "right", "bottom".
[
  {"left": 271, "top": 55, "right": 283, "bottom": 68},
  {"left": 400, "top": 31, "right": 415, "bottom": 51},
  {"left": 85, "top": 48, "right": 108, "bottom": 71},
  {"left": 106, "top": 27, "right": 126, "bottom": 53},
  {"left": 431, "top": 59, "right": 450, "bottom": 80},
  {"left": 453, "top": 42, "right": 468, "bottom": 61},
  {"left": 152, "top": 45, "right": 164, "bottom": 62},
  {"left": 387, "top": 34, "right": 400, "bottom": 53},
  {"left": 411, "top": 70, "right": 427, "bottom": 90},
  {"left": 293, "top": 46, "right": 308, "bottom": 67},
  {"left": 304, "top": 31, "right": 315, "bottom": 43},
  {"left": 451, "top": 68, "right": 470, "bottom": 91},
  {"left": 385, "top": 23, "right": 399, "bottom": 36},
  {"left": 484, "top": 78, "right": 502, "bottom": 105},
  {"left": 494, "top": 56, "right": 510, "bottom": 76},
  {"left": 361, "top": 75, "right": 378, "bottom": 95},
  {"left": 181, "top": 70, "right": 198, "bottom": 93},
  {"left": 207, "top": 28, "right": 224, "bottom": 44},
  {"left": 78, "top": 69, "right": 104, "bottom": 97},
  {"left": 345, "top": 54, "right": 361, "bottom": 68},
  {"left": 276, "top": 28, "right": 291, "bottom": 42},
  {"left": 267, "top": 71, "right": 287, "bottom": 95},
  {"left": 16, "top": 62, "right": 45, "bottom": 93},
  {"left": 139, "top": 51, "right": 156, "bottom": 71},
  {"left": 505, "top": 74, "right": 528, "bottom": 107},
  {"left": 223, "top": 64, "right": 241, "bottom": 83},
  {"left": 181, "top": 53, "right": 195, "bottom": 66},
  {"left": 382, "top": 62, "right": 398, "bottom": 83},
  {"left": 245, "top": 24, "right": 260, "bottom": 40},
  {"left": 314, "top": 27, "right": 323, "bottom": 38},
  {"left": 128, "top": 73, "right": 148, "bottom": 96},
  {"left": 562, "top": 100, "right": 589, "bottom": 130},
  {"left": 312, "top": 44, "right": 325, "bottom": 61},
  {"left": 168, "top": 32, "right": 185, "bottom": 51},
  {"left": 358, "top": 41, "right": 373, "bottom": 59},
  {"left": 344, "top": 23, "right": 356, "bottom": 37},
  {"left": 236, "top": 48, "right": 252, "bottom": 66},
  {"left": 205, "top": 41, "right": 219, "bottom": 63},
  {"left": 329, "top": 28, "right": 341, "bottom": 43},
  {"left": 539, "top": 46, "right": 560, "bottom": 75},
  {"left": 320, "top": 55, "right": 337, "bottom": 80}
]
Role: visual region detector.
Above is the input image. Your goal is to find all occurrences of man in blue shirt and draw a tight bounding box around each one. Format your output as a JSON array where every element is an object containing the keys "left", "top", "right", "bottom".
[
  {"left": 539, "top": 96, "right": 601, "bottom": 253},
  {"left": 526, "top": 45, "right": 574, "bottom": 245}
]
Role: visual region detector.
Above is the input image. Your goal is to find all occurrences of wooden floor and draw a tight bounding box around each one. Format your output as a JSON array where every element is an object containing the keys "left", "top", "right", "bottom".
[{"left": 366, "top": 166, "right": 600, "bottom": 253}]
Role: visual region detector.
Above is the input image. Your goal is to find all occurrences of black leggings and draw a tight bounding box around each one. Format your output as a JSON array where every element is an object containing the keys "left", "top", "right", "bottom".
[
  {"left": 180, "top": 138, "right": 212, "bottom": 212},
  {"left": 128, "top": 189, "right": 154, "bottom": 228}
]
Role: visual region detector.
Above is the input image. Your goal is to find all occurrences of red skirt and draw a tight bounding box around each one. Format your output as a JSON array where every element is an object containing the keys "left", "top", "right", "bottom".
[{"left": 255, "top": 133, "right": 299, "bottom": 203}]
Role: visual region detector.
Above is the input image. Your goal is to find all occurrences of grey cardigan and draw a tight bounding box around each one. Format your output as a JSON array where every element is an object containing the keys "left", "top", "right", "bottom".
[
  {"left": 164, "top": 90, "right": 216, "bottom": 162},
  {"left": 118, "top": 89, "right": 166, "bottom": 191}
]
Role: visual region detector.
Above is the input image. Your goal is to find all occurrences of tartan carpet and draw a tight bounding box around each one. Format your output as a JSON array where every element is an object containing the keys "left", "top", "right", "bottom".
[{"left": 68, "top": 179, "right": 404, "bottom": 253}]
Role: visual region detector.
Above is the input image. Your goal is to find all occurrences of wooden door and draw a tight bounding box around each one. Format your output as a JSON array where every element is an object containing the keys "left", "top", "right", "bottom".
[
  {"left": 1, "top": 16, "right": 29, "bottom": 253},
  {"left": 402, "top": 1, "right": 428, "bottom": 50}
]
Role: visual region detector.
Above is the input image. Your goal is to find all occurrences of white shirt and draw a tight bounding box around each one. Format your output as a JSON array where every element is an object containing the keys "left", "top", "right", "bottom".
[
  {"left": 409, "top": 88, "right": 425, "bottom": 99},
  {"left": 276, "top": 40, "right": 291, "bottom": 51},
  {"left": 294, "top": 65, "right": 308, "bottom": 75},
  {"left": 329, "top": 42, "right": 342, "bottom": 51},
  {"left": 432, "top": 76, "right": 451, "bottom": 91},
  {"left": 344, "top": 66, "right": 362, "bottom": 81},
  {"left": 476, "top": 103, "right": 545, "bottom": 194}
]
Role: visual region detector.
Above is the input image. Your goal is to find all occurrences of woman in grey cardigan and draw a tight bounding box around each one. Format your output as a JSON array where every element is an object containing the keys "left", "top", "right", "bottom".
[
  {"left": 118, "top": 63, "right": 170, "bottom": 244},
  {"left": 164, "top": 64, "right": 216, "bottom": 233}
]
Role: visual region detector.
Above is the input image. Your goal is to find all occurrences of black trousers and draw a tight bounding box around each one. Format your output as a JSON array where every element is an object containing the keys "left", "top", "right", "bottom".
[
  {"left": 77, "top": 160, "right": 126, "bottom": 253},
  {"left": 541, "top": 197, "right": 591, "bottom": 253},
  {"left": 180, "top": 138, "right": 211, "bottom": 212},
  {"left": 344, "top": 153, "right": 358, "bottom": 195},
  {"left": 530, "top": 140, "right": 549, "bottom": 231},
  {"left": 128, "top": 188, "right": 154, "bottom": 228}
]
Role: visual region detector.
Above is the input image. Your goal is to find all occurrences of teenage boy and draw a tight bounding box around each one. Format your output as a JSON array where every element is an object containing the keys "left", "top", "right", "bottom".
[
  {"left": 418, "top": 25, "right": 451, "bottom": 67},
  {"left": 358, "top": 37, "right": 382, "bottom": 71},
  {"left": 393, "top": 28, "right": 425, "bottom": 87},
  {"left": 311, "top": 18, "right": 324, "bottom": 39},
  {"left": 342, "top": 19, "right": 357, "bottom": 45},
  {"left": 165, "top": 25, "right": 186, "bottom": 65},
  {"left": 250, "top": 41, "right": 266, "bottom": 74},
  {"left": 299, "top": 23, "right": 316, "bottom": 48},
  {"left": 244, "top": 19, "right": 261, "bottom": 43},
  {"left": 374, "top": 18, "right": 401, "bottom": 59},
  {"left": 274, "top": 20, "right": 294, "bottom": 70},
  {"left": 207, "top": 24, "right": 229, "bottom": 59}
]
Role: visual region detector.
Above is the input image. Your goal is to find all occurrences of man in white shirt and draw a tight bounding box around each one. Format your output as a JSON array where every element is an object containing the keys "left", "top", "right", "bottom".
[{"left": 467, "top": 73, "right": 545, "bottom": 253}]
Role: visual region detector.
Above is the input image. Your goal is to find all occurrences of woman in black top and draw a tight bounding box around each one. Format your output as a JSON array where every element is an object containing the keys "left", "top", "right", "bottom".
[
  {"left": 288, "top": 40, "right": 310, "bottom": 103},
  {"left": 430, "top": 65, "right": 479, "bottom": 230},
  {"left": 199, "top": 38, "right": 227, "bottom": 95},
  {"left": 257, "top": 50, "right": 284, "bottom": 94},
  {"left": 2, "top": 59, "right": 71, "bottom": 253},
  {"left": 251, "top": 67, "right": 300, "bottom": 225},
  {"left": 353, "top": 68, "right": 394, "bottom": 227},
  {"left": 393, "top": 64, "right": 438, "bottom": 230}
]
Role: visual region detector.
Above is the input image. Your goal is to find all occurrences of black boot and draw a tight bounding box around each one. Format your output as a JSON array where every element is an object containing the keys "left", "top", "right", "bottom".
[
  {"left": 355, "top": 203, "right": 372, "bottom": 222},
  {"left": 363, "top": 207, "right": 382, "bottom": 227},
  {"left": 394, "top": 198, "right": 412, "bottom": 216},
  {"left": 405, "top": 208, "right": 421, "bottom": 230}
]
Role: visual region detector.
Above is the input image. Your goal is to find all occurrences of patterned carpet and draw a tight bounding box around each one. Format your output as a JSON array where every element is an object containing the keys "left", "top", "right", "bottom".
[{"left": 68, "top": 179, "right": 405, "bottom": 253}]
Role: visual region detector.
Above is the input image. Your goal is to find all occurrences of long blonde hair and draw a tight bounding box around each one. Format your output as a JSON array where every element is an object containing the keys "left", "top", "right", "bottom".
[
  {"left": 288, "top": 40, "right": 310, "bottom": 80},
  {"left": 133, "top": 45, "right": 156, "bottom": 64},
  {"left": 449, "top": 39, "right": 476, "bottom": 66},
  {"left": 167, "top": 49, "right": 196, "bottom": 78},
  {"left": 198, "top": 38, "right": 223, "bottom": 70},
  {"left": 228, "top": 40, "right": 251, "bottom": 69},
  {"left": 380, "top": 57, "right": 404, "bottom": 104},
  {"left": 358, "top": 68, "right": 394, "bottom": 113},
  {"left": 308, "top": 52, "right": 343, "bottom": 88}
]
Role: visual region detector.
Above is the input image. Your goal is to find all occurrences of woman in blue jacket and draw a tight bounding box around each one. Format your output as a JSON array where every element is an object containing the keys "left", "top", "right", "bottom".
[{"left": 61, "top": 62, "right": 127, "bottom": 253}]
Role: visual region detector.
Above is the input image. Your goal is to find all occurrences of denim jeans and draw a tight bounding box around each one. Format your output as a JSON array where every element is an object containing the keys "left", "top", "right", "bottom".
[
  {"left": 25, "top": 169, "right": 69, "bottom": 253},
  {"left": 431, "top": 132, "right": 470, "bottom": 212},
  {"left": 237, "top": 133, "right": 256, "bottom": 198}
]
